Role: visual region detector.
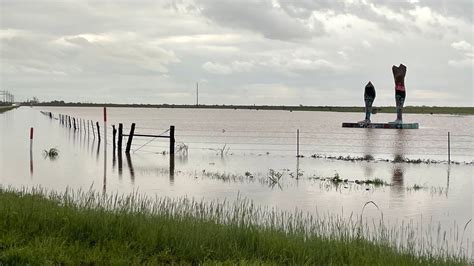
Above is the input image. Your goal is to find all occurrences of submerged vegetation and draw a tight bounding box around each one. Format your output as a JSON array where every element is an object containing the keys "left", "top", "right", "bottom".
[
  {"left": 43, "top": 148, "right": 59, "bottom": 159},
  {"left": 310, "top": 154, "right": 472, "bottom": 165},
  {"left": 0, "top": 187, "right": 470, "bottom": 265},
  {"left": 310, "top": 173, "right": 391, "bottom": 187}
]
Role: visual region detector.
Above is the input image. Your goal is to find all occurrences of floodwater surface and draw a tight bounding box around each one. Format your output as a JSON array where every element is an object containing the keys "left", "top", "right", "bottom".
[{"left": 1, "top": 107, "right": 472, "bottom": 256}]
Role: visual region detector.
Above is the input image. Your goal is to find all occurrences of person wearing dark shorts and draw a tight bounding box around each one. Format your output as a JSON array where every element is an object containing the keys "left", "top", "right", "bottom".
[
  {"left": 359, "top": 81, "right": 376, "bottom": 124},
  {"left": 391, "top": 64, "right": 407, "bottom": 124}
]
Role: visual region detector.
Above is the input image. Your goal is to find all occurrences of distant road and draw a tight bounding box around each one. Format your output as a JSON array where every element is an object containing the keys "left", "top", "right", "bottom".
[{"left": 26, "top": 103, "right": 474, "bottom": 115}]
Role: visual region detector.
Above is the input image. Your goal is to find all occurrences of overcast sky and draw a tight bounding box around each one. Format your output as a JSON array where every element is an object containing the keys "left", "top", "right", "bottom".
[{"left": 0, "top": 0, "right": 472, "bottom": 106}]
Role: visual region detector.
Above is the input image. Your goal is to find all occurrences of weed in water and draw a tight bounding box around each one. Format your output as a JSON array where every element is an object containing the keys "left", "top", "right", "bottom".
[{"left": 43, "top": 148, "right": 59, "bottom": 160}]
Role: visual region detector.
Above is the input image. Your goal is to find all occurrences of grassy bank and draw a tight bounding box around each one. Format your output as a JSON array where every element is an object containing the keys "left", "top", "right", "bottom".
[
  {"left": 0, "top": 187, "right": 469, "bottom": 265},
  {"left": 30, "top": 102, "right": 474, "bottom": 115},
  {"left": 0, "top": 105, "right": 17, "bottom": 114}
]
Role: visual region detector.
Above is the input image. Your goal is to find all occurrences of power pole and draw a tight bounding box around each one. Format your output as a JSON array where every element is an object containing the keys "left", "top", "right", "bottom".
[{"left": 196, "top": 82, "right": 199, "bottom": 106}]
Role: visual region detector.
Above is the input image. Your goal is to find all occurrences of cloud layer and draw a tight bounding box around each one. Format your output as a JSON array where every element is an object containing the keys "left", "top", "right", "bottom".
[{"left": 1, "top": 0, "right": 472, "bottom": 106}]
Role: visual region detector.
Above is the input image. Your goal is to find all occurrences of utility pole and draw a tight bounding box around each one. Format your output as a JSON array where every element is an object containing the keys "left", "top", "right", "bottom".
[{"left": 196, "top": 82, "right": 199, "bottom": 106}]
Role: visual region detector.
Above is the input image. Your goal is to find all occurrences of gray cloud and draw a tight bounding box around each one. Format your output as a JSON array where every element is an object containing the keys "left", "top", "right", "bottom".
[{"left": 196, "top": 0, "right": 325, "bottom": 40}]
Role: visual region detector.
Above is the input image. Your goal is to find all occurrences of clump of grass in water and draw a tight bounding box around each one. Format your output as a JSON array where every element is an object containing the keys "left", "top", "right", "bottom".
[
  {"left": 43, "top": 148, "right": 59, "bottom": 159},
  {"left": 0, "top": 186, "right": 470, "bottom": 264},
  {"left": 267, "top": 169, "right": 284, "bottom": 189}
]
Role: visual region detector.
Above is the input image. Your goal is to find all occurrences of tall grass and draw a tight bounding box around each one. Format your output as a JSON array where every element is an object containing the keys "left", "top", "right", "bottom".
[{"left": 0, "top": 186, "right": 470, "bottom": 265}]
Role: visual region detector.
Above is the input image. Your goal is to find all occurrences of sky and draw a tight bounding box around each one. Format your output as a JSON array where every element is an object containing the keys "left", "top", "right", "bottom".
[{"left": 0, "top": 0, "right": 472, "bottom": 106}]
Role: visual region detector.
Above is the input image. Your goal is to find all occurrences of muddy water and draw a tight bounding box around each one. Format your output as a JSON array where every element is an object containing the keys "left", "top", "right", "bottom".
[{"left": 1, "top": 107, "right": 472, "bottom": 256}]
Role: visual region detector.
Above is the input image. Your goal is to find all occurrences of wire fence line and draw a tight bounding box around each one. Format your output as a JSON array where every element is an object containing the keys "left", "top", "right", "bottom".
[
  {"left": 99, "top": 123, "right": 473, "bottom": 157},
  {"left": 50, "top": 111, "right": 473, "bottom": 159}
]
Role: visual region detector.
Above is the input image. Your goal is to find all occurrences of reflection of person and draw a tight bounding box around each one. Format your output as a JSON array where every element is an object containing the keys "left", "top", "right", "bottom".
[
  {"left": 390, "top": 64, "right": 407, "bottom": 124},
  {"left": 359, "top": 81, "right": 376, "bottom": 125}
]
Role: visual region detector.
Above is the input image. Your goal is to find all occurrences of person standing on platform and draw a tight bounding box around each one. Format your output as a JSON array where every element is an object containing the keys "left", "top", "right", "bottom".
[
  {"left": 390, "top": 64, "right": 407, "bottom": 124},
  {"left": 359, "top": 81, "right": 376, "bottom": 125}
]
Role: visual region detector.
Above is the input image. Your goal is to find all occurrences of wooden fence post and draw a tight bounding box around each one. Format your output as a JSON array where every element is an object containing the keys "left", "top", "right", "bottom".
[
  {"left": 169, "top": 125, "right": 175, "bottom": 156},
  {"left": 30, "top": 127, "right": 34, "bottom": 175},
  {"left": 103, "top": 107, "right": 107, "bottom": 149},
  {"left": 68, "top": 116, "right": 72, "bottom": 128},
  {"left": 73, "top": 118, "right": 77, "bottom": 131},
  {"left": 125, "top": 123, "right": 135, "bottom": 153},
  {"left": 169, "top": 125, "right": 175, "bottom": 176},
  {"left": 96, "top": 122, "right": 101, "bottom": 142},
  {"left": 118, "top": 123, "right": 123, "bottom": 152},
  {"left": 112, "top": 125, "right": 117, "bottom": 151}
]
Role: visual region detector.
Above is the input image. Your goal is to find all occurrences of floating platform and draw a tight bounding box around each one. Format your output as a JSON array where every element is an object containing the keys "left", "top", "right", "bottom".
[{"left": 342, "top": 122, "right": 419, "bottom": 129}]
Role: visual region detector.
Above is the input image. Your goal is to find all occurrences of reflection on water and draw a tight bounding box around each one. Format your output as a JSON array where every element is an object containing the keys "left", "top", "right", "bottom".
[
  {"left": 363, "top": 128, "right": 375, "bottom": 177},
  {"left": 390, "top": 130, "right": 406, "bottom": 207},
  {"left": 126, "top": 153, "right": 135, "bottom": 183},
  {"left": 118, "top": 151, "right": 123, "bottom": 179}
]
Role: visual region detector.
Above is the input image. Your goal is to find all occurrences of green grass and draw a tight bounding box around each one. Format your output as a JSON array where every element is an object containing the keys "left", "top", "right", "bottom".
[
  {"left": 0, "top": 187, "right": 469, "bottom": 265},
  {"left": 0, "top": 105, "right": 17, "bottom": 114}
]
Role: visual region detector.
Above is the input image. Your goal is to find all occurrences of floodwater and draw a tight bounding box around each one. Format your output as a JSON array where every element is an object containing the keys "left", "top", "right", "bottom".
[{"left": 1, "top": 107, "right": 473, "bottom": 256}]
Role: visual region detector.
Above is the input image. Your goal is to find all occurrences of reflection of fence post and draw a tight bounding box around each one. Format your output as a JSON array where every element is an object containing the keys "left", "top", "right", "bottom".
[
  {"left": 125, "top": 123, "right": 135, "bottom": 154},
  {"left": 96, "top": 122, "right": 101, "bottom": 142},
  {"left": 296, "top": 129, "right": 300, "bottom": 157},
  {"left": 118, "top": 123, "right": 123, "bottom": 152},
  {"left": 448, "top": 132, "right": 450, "bottom": 164},
  {"left": 91, "top": 120, "right": 95, "bottom": 138}
]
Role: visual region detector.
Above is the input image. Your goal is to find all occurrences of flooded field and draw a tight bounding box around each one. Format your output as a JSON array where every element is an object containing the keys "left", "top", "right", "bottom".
[{"left": 1, "top": 107, "right": 472, "bottom": 256}]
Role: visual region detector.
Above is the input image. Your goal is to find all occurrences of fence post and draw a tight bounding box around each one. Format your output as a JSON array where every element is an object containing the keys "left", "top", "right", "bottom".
[
  {"left": 68, "top": 116, "right": 72, "bottom": 128},
  {"left": 169, "top": 125, "right": 175, "bottom": 176},
  {"left": 103, "top": 107, "right": 107, "bottom": 149},
  {"left": 30, "top": 127, "right": 34, "bottom": 175},
  {"left": 30, "top": 127, "right": 34, "bottom": 155},
  {"left": 118, "top": 123, "right": 123, "bottom": 152},
  {"left": 169, "top": 125, "right": 175, "bottom": 156},
  {"left": 125, "top": 123, "right": 135, "bottom": 153},
  {"left": 296, "top": 129, "right": 300, "bottom": 157},
  {"left": 112, "top": 125, "right": 117, "bottom": 151},
  {"left": 73, "top": 118, "right": 77, "bottom": 131},
  {"left": 448, "top": 132, "right": 450, "bottom": 164}
]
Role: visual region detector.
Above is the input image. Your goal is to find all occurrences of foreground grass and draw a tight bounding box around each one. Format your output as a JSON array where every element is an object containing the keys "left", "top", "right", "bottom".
[{"left": 0, "top": 188, "right": 468, "bottom": 265}]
